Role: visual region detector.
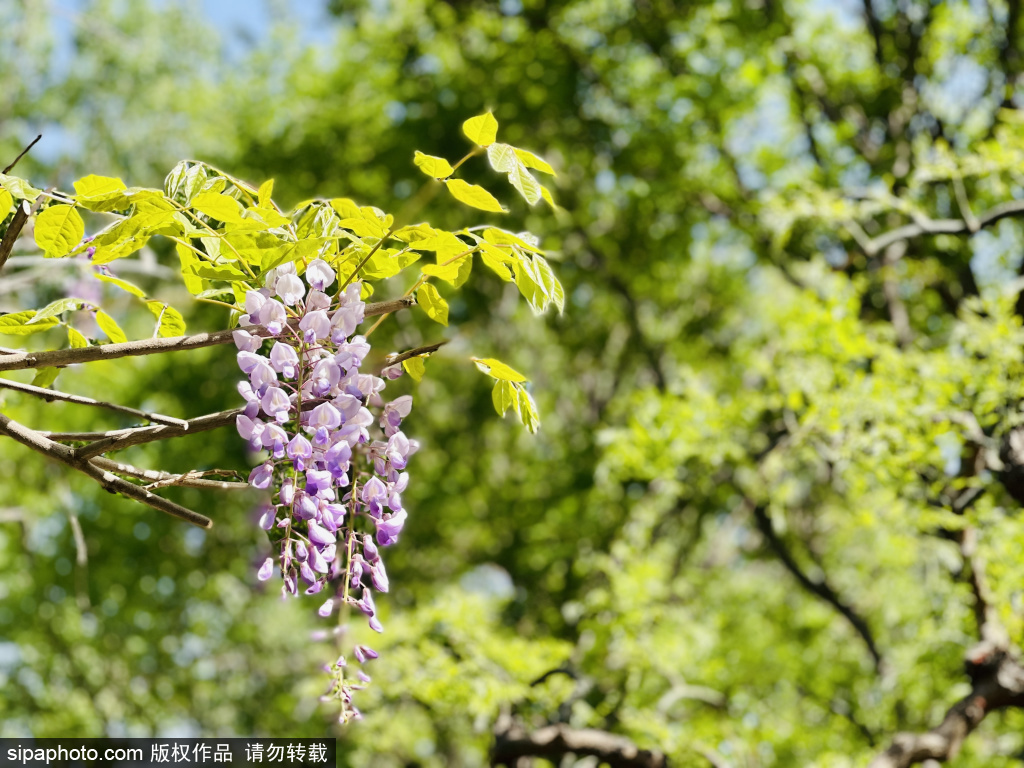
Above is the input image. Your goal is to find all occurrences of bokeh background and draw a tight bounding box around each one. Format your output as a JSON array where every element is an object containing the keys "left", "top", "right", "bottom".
[{"left": 5, "top": 0, "right": 1024, "bottom": 765}]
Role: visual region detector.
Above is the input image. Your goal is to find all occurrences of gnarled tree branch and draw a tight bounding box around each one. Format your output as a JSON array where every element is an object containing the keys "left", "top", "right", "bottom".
[{"left": 492, "top": 716, "right": 668, "bottom": 768}]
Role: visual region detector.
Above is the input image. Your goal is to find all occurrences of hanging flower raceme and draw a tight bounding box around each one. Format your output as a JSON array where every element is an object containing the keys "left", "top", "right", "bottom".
[{"left": 233, "top": 260, "right": 418, "bottom": 723}]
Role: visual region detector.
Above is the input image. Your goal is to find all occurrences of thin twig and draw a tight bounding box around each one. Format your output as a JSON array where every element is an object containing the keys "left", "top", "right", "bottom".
[
  {"left": 0, "top": 376, "right": 189, "bottom": 427},
  {"left": 383, "top": 341, "right": 447, "bottom": 367},
  {"left": 0, "top": 201, "right": 30, "bottom": 274},
  {"left": 0, "top": 412, "right": 212, "bottom": 528},
  {"left": 89, "top": 456, "right": 248, "bottom": 490},
  {"left": 2, "top": 134, "right": 42, "bottom": 175}
]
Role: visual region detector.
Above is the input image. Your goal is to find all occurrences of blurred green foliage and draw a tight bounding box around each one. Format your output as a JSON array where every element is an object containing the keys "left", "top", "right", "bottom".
[{"left": 5, "top": 0, "right": 1024, "bottom": 765}]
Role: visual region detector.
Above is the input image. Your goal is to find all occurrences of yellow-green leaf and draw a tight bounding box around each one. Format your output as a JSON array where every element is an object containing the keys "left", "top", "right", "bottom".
[
  {"left": 517, "top": 386, "right": 540, "bottom": 433},
  {"left": 191, "top": 191, "right": 245, "bottom": 224},
  {"left": 0, "top": 189, "right": 12, "bottom": 216},
  {"left": 176, "top": 244, "right": 204, "bottom": 295},
  {"left": 402, "top": 356, "right": 426, "bottom": 382},
  {"left": 28, "top": 298, "right": 85, "bottom": 324},
  {"left": 478, "top": 241, "right": 517, "bottom": 281},
  {"left": 0, "top": 174, "right": 41, "bottom": 203},
  {"left": 472, "top": 357, "right": 528, "bottom": 382},
  {"left": 445, "top": 179, "right": 506, "bottom": 213},
  {"left": 67, "top": 327, "right": 89, "bottom": 348},
  {"left": 487, "top": 143, "right": 518, "bottom": 173},
  {"left": 193, "top": 263, "right": 250, "bottom": 281},
  {"left": 416, "top": 283, "right": 449, "bottom": 326},
  {"left": 507, "top": 162, "right": 542, "bottom": 205},
  {"left": 31, "top": 367, "right": 59, "bottom": 389},
  {"left": 35, "top": 205, "right": 85, "bottom": 258},
  {"left": 463, "top": 112, "right": 499, "bottom": 147},
  {"left": 73, "top": 174, "right": 127, "bottom": 198},
  {"left": 146, "top": 301, "right": 186, "bottom": 337},
  {"left": 0, "top": 310, "right": 58, "bottom": 335},
  {"left": 258, "top": 179, "right": 275, "bottom": 209},
  {"left": 492, "top": 380, "right": 518, "bottom": 416},
  {"left": 413, "top": 151, "right": 455, "bottom": 179},
  {"left": 95, "top": 273, "right": 146, "bottom": 298},
  {"left": 95, "top": 310, "right": 127, "bottom": 344},
  {"left": 513, "top": 148, "right": 556, "bottom": 175},
  {"left": 541, "top": 185, "right": 557, "bottom": 209}
]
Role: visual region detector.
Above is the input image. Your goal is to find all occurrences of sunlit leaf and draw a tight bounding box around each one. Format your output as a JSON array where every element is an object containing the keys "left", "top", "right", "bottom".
[
  {"left": 35, "top": 205, "right": 85, "bottom": 258},
  {"left": 416, "top": 283, "right": 449, "bottom": 326},
  {"left": 472, "top": 357, "right": 528, "bottom": 382},
  {"left": 95, "top": 310, "right": 127, "bottom": 343},
  {"left": 463, "top": 112, "right": 499, "bottom": 147},
  {"left": 402, "top": 356, "right": 426, "bottom": 382},
  {"left": 513, "top": 148, "right": 556, "bottom": 176},
  {"left": 445, "top": 180, "right": 506, "bottom": 213},
  {"left": 413, "top": 151, "right": 455, "bottom": 179}
]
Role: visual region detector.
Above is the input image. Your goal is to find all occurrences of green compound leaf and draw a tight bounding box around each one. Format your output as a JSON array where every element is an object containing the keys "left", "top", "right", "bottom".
[
  {"left": 513, "top": 148, "right": 556, "bottom": 176},
  {"left": 416, "top": 283, "right": 449, "bottom": 326},
  {"left": 28, "top": 298, "right": 86, "bottom": 324},
  {"left": 507, "top": 162, "right": 542, "bottom": 206},
  {"left": 35, "top": 204, "right": 85, "bottom": 258},
  {"left": 413, "top": 151, "right": 455, "bottom": 179}
]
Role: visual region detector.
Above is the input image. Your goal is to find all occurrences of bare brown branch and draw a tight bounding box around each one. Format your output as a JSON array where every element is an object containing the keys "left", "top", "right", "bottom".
[
  {"left": 0, "top": 296, "right": 415, "bottom": 372},
  {"left": 492, "top": 716, "right": 667, "bottom": 768},
  {"left": 2, "top": 134, "right": 42, "bottom": 175}
]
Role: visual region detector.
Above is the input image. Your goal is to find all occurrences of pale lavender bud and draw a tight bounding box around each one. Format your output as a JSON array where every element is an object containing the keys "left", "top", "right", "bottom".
[
  {"left": 385, "top": 432, "right": 413, "bottom": 470},
  {"left": 276, "top": 273, "right": 305, "bottom": 305},
  {"left": 307, "top": 518, "right": 335, "bottom": 547},
  {"left": 259, "top": 508, "right": 276, "bottom": 530},
  {"left": 325, "top": 441, "right": 352, "bottom": 479},
  {"left": 310, "top": 545, "right": 328, "bottom": 574},
  {"left": 381, "top": 364, "right": 403, "bottom": 380},
  {"left": 368, "top": 616, "right": 383, "bottom": 633},
  {"left": 300, "top": 561, "right": 317, "bottom": 584},
  {"left": 362, "top": 534, "right": 379, "bottom": 563},
  {"left": 305, "top": 581, "right": 324, "bottom": 595},
  {"left": 295, "top": 540, "right": 309, "bottom": 561},
  {"left": 248, "top": 359, "right": 278, "bottom": 393},
  {"left": 310, "top": 358, "right": 341, "bottom": 396},
  {"left": 357, "top": 670, "right": 371, "bottom": 683},
  {"left": 353, "top": 645, "right": 378, "bottom": 663},
  {"left": 357, "top": 588, "right": 376, "bottom": 617},
  {"left": 306, "top": 259, "right": 336, "bottom": 291},
  {"left": 370, "top": 559, "right": 389, "bottom": 592},
  {"left": 279, "top": 478, "right": 295, "bottom": 506},
  {"left": 257, "top": 557, "right": 274, "bottom": 581},
  {"left": 318, "top": 598, "right": 334, "bottom": 617},
  {"left": 237, "top": 381, "right": 260, "bottom": 418}
]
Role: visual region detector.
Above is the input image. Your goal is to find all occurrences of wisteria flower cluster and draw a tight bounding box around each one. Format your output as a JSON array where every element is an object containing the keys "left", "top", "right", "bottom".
[{"left": 233, "top": 259, "right": 417, "bottom": 722}]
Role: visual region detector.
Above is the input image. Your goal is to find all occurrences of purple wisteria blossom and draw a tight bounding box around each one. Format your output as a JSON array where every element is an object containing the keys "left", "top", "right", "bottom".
[{"left": 233, "top": 258, "right": 415, "bottom": 723}]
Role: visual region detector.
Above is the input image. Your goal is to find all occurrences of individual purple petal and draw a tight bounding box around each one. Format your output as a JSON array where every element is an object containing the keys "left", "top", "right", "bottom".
[
  {"left": 295, "top": 539, "right": 309, "bottom": 561},
  {"left": 309, "top": 358, "right": 341, "bottom": 397},
  {"left": 237, "top": 351, "right": 262, "bottom": 374},
  {"left": 306, "top": 259, "right": 336, "bottom": 291},
  {"left": 269, "top": 341, "right": 300, "bottom": 378},
  {"left": 306, "top": 289, "right": 331, "bottom": 312},
  {"left": 381, "top": 364, "right": 403, "bottom": 380},
  {"left": 357, "top": 670, "right": 371, "bottom": 683},
  {"left": 306, "top": 469, "right": 335, "bottom": 500},
  {"left": 353, "top": 645, "right": 378, "bottom": 663},
  {"left": 370, "top": 559, "right": 389, "bottom": 593},
  {"left": 299, "top": 310, "right": 331, "bottom": 343},
  {"left": 357, "top": 588, "right": 376, "bottom": 617},
  {"left": 258, "top": 298, "right": 288, "bottom": 335},
  {"left": 233, "top": 329, "right": 262, "bottom": 353},
  {"left": 245, "top": 290, "right": 267, "bottom": 317},
  {"left": 262, "top": 423, "right": 288, "bottom": 459},
  {"left": 248, "top": 358, "right": 278, "bottom": 392},
  {"left": 310, "top": 545, "right": 328, "bottom": 574},
  {"left": 308, "top": 402, "right": 342, "bottom": 432},
  {"left": 307, "top": 518, "right": 335, "bottom": 547},
  {"left": 248, "top": 463, "right": 274, "bottom": 489},
  {"left": 257, "top": 557, "right": 274, "bottom": 581},
  {"left": 375, "top": 510, "right": 407, "bottom": 547},
  {"left": 279, "top": 478, "right": 295, "bottom": 506},
  {"left": 287, "top": 433, "right": 313, "bottom": 462},
  {"left": 276, "top": 273, "right": 305, "bottom": 305},
  {"left": 368, "top": 616, "right": 383, "bottom": 633},
  {"left": 237, "top": 381, "right": 260, "bottom": 418},
  {"left": 300, "top": 561, "right": 317, "bottom": 584},
  {"left": 318, "top": 597, "right": 334, "bottom": 617},
  {"left": 385, "top": 432, "right": 413, "bottom": 470},
  {"left": 261, "top": 387, "right": 292, "bottom": 423},
  {"left": 362, "top": 534, "right": 379, "bottom": 563},
  {"left": 361, "top": 476, "right": 387, "bottom": 517},
  {"left": 258, "top": 507, "right": 276, "bottom": 530},
  {"left": 294, "top": 492, "right": 319, "bottom": 520}
]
